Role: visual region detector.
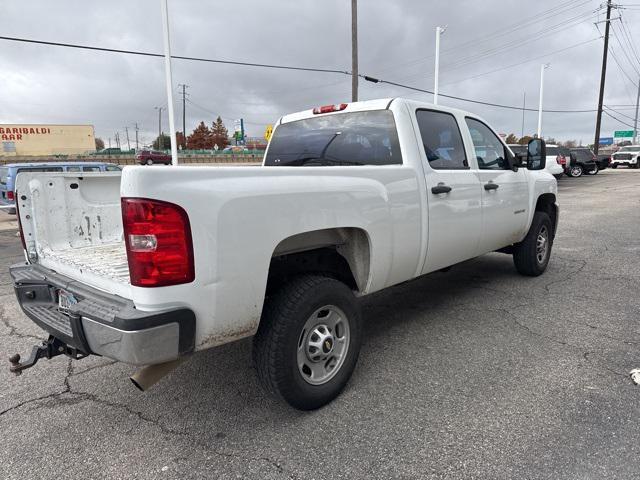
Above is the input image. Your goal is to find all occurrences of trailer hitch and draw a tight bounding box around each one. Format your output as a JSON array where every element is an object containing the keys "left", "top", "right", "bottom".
[{"left": 9, "top": 336, "right": 87, "bottom": 375}]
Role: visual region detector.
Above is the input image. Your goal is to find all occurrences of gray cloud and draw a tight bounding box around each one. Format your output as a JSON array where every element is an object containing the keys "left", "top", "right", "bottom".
[{"left": 0, "top": 0, "right": 638, "bottom": 146}]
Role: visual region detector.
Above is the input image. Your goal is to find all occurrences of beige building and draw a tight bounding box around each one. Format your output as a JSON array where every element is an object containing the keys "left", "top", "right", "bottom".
[{"left": 0, "top": 124, "right": 95, "bottom": 156}]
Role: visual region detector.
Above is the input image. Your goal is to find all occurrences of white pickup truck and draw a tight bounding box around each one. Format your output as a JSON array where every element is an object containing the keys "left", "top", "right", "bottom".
[{"left": 8, "top": 98, "right": 558, "bottom": 410}]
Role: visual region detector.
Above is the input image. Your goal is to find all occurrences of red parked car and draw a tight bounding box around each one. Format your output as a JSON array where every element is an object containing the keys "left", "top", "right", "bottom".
[{"left": 136, "top": 150, "right": 172, "bottom": 165}]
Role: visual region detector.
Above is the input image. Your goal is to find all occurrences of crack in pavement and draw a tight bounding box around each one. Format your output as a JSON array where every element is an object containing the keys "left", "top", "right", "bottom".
[
  {"left": 543, "top": 259, "right": 588, "bottom": 293},
  {"left": 582, "top": 351, "right": 627, "bottom": 378},
  {"left": 0, "top": 303, "right": 43, "bottom": 342},
  {"left": 0, "top": 358, "right": 297, "bottom": 478}
]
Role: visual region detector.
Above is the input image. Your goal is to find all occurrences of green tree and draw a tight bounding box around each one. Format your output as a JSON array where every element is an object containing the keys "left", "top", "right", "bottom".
[
  {"left": 505, "top": 133, "right": 518, "bottom": 144},
  {"left": 95, "top": 137, "right": 105, "bottom": 151},
  {"left": 211, "top": 116, "right": 229, "bottom": 149},
  {"left": 152, "top": 134, "right": 170, "bottom": 150},
  {"left": 187, "top": 122, "right": 213, "bottom": 150}
]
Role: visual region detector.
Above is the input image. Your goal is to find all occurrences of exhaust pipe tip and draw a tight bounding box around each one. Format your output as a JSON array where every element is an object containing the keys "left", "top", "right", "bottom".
[{"left": 129, "top": 357, "right": 187, "bottom": 392}]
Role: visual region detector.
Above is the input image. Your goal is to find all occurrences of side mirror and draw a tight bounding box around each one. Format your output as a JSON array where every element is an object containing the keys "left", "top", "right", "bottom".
[{"left": 526, "top": 138, "right": 546, "bottom": 170}]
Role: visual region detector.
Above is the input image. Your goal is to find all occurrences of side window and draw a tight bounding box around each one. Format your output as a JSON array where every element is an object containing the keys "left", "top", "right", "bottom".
[
  {"left": 67, "top": 166, "right": 81, "bottom": 172},
  {"left": 105, "top": 165, "right": 121, "bottom": 171},
  {"left": 415, "top": 110, "right": 468, "bottom": 170},
  {"left": 465, "top": 118, "right": 509, "bottom": 170},
  {"left": 82, "top": 166, "right": 100, "bottom": 172}
]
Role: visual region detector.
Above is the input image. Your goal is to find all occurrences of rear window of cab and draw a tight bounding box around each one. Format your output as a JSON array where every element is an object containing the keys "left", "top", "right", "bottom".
[{"left": 264, "top": 110, "right": 402, "bottom": 166}]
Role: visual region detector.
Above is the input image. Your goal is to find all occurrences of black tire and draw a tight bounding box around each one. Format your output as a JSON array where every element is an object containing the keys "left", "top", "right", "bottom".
[
  {"left": 145, "top": 158, "right": 153, "bottom": 165},
  {"left": 611, "top": 164, "right": 618, "bottom": 169},
  {"left": 253, "top": 275, "right": 362, "bottom": 410},
  {"left": 587, "top": 164, "right": 599, "bottom": 175},
  {"left": 513, "top": 211, "right": 553, "bottom": 277}
]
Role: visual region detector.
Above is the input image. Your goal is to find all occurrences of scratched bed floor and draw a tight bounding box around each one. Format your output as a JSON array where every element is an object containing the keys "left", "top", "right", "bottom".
[{"left": 1, "top": 170, "right": 640, "bottom": 480}]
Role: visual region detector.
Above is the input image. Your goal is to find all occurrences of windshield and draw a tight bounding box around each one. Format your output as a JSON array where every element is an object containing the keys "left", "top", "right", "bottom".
[
  {"left": 264, "top": 110, "right": 402, "bottom": 166},
  {"left": 0, "top": 167, "right": 7, "bottom": 185},
  {"left": 619, "top": 146, "right": 640, "bottom": 152}
]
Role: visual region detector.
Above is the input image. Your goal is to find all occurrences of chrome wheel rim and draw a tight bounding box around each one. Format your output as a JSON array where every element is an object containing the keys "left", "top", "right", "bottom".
[
  {"left": 297, "top": 305, "right": 350, "bottom": 386},
  {"left": 571, "top": 166, "right": 582, "bottom": 176},
  {"left": 536, "top": 225, "right": 549, "bottom": 265}
]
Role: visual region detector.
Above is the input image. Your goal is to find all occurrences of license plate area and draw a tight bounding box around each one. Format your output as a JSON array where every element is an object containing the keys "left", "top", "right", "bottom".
[{"left": 57, "top": 289, "right": 78, "bottom": 315}]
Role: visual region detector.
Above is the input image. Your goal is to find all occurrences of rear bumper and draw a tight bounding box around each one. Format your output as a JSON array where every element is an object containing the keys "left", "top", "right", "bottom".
[{"left": 10, "top": 263, "right": 195, "bottom": 366}]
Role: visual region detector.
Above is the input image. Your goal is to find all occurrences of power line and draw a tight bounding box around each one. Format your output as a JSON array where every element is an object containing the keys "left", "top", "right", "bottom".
[
  {"left": 0, "top": 33, "right": 612, "bottom": 115},
  {"left": 360, "top": 74, "right": 598, "bottom": 112},
  {"left": 604, "top": 105, "right": 637, "bottom": 121},
  {"left": 603, "top": 109, "right": 637, "bottom": 128},
  {"left": 0, "top": 35, "right": 351, "bottom": 75},
  {"left": 439, "top": 37, "right": 601, "bottom": 88},
  {"left": 376, "top": 0, "right": 592, "bottom": 75}
]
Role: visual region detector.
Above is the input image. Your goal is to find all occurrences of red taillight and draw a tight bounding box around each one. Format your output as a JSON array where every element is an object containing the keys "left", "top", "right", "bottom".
[
  {"left": 313, "top": 103, "right": 348, "bottom": 114},
  {"left": 7, "top": 190, "right": 14, "bottom": 201},
  {"left": 556, "top": 155, "right": 563, "bottom": 165},
  {"left": 121, "top": 198, "right": 194, "bottom": 287}
]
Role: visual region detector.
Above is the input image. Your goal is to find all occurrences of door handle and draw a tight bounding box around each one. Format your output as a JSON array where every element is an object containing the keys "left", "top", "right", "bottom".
[
  {"left": 431, "top": 184, "right": 452, "bottom": 194},
  {"left": 484, "top": 182, "right": 499, "bottom": 191}
]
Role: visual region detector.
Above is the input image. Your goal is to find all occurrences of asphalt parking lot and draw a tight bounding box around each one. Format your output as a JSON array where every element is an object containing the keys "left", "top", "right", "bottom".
[{"left": 1, "top": 170, "right": 640, "bottom": 479}]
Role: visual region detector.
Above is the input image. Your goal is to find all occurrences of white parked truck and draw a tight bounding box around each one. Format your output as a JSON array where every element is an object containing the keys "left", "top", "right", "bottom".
[{"left": 8, "top": 99, "right": 558, "bottom": 410}]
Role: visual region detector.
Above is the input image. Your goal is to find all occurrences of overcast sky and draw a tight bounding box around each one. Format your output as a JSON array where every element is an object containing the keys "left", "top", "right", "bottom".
[{"left": 1, "top": 0, "right": 639, "bottom": 146}]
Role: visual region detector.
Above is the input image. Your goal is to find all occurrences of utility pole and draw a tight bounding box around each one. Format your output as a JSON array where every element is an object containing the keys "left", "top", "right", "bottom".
[
  {"left": 124, "top": 126, "right": 131, "bottom": 151},
  {"left": 351, "top": 0, "right": 358, "bottom": 102},
  {"left": 155, "top": 106, "right": 163, "bottom": 148},
  {"left": 134, "top": 122, "right": 139, "bottom": 150},
  {"left": 633, "top": 77, "right": 640, "bottom": 144},
  {"left": 115, "top": 132, "right": 120, "bottom": 149},
  {"left": 160, "top": 0, "right": 178, "bottom": 165},
  {"left": 521, "top": 91, "right": 526, "bottom": 138},
  {"left": 178, "top": 84, "right": 189, "bottom": 148},
  {"left": 593, "top": 0, "right": 613, "bottom": 155},
  {"left": 434, "top": 26, "right": 447, "bottom": 105},
  {"left": 537, "top": 64, "right": 550, "bottom": 138}
]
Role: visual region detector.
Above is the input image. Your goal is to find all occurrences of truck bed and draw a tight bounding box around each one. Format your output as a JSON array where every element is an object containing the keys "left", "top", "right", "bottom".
[
  {"left": 15, "top": 171, "right": 131, "bottom": 298},
  {"left": 44, "top": 242, "right": 130, "bottom": 285}
]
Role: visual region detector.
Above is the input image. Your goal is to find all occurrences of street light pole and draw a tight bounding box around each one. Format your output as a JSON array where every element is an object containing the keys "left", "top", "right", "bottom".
[
  {"left": 433, "top": 26, "right": 447, "bottom": 105},
  {"left": 155, "top": 106, "right": 163, "bottom": 147},
  {"left": 351, "top": 0, "right": 358, "bottom": 102},
  {"left": 537, "top": 64, "right": 550, "bottom": 138},
  {"left": 160, "top": 0, "right": 178, "bottom": 165},
  {"left": 521, "top": 91, "right": 526, "bottom": 138},
  {"left": 633, "top": 77, "right": 640, "bottom": 145}
]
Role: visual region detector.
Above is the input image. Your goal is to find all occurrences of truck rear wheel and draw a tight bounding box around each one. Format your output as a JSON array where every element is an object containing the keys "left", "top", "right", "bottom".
[
  {"left": 513, "top": 211, "right": 553, "bottom": 277},
  {"left": 253, "top": 274, "right": 362, "bottom": 410}
]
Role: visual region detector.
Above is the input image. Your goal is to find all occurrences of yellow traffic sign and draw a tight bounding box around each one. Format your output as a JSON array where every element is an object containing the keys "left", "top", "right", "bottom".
[{"left": 264, "top": 124, "right": 273, "bottom": 142}]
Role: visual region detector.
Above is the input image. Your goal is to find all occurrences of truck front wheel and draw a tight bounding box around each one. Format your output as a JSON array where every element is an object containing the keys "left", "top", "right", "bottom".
[
  {"left": 513, "top": 211, "right": 553, "bottom": 276},
  {"left": 253, "top": 275, "right": 362, "bottom": 410}
]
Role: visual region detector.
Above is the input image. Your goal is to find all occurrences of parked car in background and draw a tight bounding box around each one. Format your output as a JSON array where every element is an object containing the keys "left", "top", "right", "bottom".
[
  {"left": 570, "top": 148, "right": 600, "bottom": 176},
  {"left": 610, "top": 145, "right": 640, "bottom": 169},
  {"left": 222, "top": 146, "right": 249, "bottom": 153},
  {"left": 508, "top": 144, "right": 563, "bottom": 177},
  {"left": 0, "top": 162, "right": 121, "bottom": 214},
  {"left": 136, "top": 150, "right": 172, "bottom": 165},
  {"left": 545, "top": 145, "right": 567, "bottom": 177}
]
